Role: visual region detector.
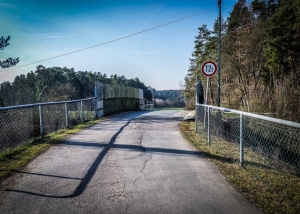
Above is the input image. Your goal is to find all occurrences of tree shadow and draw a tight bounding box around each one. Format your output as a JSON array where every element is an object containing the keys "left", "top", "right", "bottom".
[
  {"left": 5, "top": 118, "right": 132, "bottom": 198},
  {"left": 5, "top": 113, "right": 203, "bottom": 199}
]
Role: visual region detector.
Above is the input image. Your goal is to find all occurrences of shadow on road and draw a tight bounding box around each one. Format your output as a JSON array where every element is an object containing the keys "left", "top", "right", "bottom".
[
  {"left": 5, "top": 112, "right": 203, "bottom": 198},
  {"left": 5, "top": 118, "right": 132, "bottom": 198}
]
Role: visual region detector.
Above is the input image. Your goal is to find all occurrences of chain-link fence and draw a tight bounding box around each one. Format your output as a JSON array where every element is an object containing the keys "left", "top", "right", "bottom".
[
  {"left": 195, "top": 104, "right": 300, "bottom": 209},
  {"left": 0, "top": 98, "right": 96, "bottom": 152},
  {"left": 196, "top": 104, "right": 300, "bottom": 175}
]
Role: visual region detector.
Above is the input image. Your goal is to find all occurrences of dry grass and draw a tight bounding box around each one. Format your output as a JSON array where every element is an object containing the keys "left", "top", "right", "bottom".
[{"left": 180, "top": 121, "right": 300, "bottom": 214}]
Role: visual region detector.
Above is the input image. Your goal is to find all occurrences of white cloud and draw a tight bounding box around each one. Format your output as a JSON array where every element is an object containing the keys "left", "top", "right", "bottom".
[{"left": 18, "top": 33, "right": 82, "bottom": 40}]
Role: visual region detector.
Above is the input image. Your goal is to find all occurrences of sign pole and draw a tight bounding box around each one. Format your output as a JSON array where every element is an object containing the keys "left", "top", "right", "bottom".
[
  {"left": 201, "top": 60, "right": 217, "bottom": 130},
  {"left": 217, "top": 0, "right": 222, "bottom": 107},
  {"left": 203, "top": 76, "right": 209, "bottom": 129},
  {"left": 205, "top": 77, "right": 209, "bottom": 105}
]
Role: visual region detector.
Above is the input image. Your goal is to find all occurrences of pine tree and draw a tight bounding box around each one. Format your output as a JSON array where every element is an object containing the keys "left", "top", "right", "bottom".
[
  {"left": 264, "top": 0, "right": 300, "bottom": 86},
  {"left": 0, "top": 36, "right": 19, "bottom": 69},
  {"left": 184, "top": 24, "right": 214, "bottom": 109}
]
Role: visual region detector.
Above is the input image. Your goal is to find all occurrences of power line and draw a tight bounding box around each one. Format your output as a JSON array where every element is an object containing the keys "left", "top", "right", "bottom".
[{"left": 1, "top": 7, "right": 215, "bottom": 73}]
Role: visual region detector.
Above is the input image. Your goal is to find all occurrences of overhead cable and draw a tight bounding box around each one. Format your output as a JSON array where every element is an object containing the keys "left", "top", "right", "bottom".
[{"left": 1, "top": 7, "right": 215, "bottom": 72}]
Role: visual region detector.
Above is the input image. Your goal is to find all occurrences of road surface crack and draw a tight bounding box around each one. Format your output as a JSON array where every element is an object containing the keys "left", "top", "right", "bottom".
[
  {"left": 122, "top": 199, "right": 131, "bottom": 214},
  {"left": 133, "top": 154, "right": 153, "bottom": 187},
  {"left": 132, "top": 133, "right": 153, "bottom": 187},
  {"left": 141, "top": 157, "right": 151, "bottom": 174},
  {"left": 133, "top": 176, "right": 141, "bottom": 186},
  {"left": 138, "top": 133, "right": 146, "bottom": 153}
]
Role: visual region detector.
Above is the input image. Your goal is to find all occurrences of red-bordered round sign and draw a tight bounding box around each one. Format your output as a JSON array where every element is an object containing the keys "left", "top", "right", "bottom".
[{"left": 201, "top": 61, "right": 217, "bottom": 77}]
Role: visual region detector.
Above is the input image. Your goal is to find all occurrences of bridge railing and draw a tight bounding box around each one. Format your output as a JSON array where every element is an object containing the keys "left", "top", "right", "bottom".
[
  {"left": 195, "top": 103, "right": 300, "bottom": 175},
  {"left": 0, "top": 98, "right": 96, "bottom": 152},
  {"left": 103, "top": 84, "right": 139, "bottom": 99},
  {"left": 1, "top": 83, "right": 153, "bottom": 152},
  {"left": 140, "top": 98, "right": 154, "bottom": 111}
]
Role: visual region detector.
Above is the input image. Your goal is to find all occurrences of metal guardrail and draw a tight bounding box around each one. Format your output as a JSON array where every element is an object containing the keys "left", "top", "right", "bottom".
[
  {"left": 196, "top": 103, "right": 300, "bottom": 175},
  {"left": 0, "top": 98, "right": 96, "bottom": 152},
  {"left": 140, "top": 98, "right": 154, "bottom": 111}
]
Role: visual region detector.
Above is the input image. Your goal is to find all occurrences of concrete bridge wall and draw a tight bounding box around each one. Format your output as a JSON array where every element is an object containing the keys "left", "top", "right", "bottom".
[
  {"left": 103, "top": 98, "right": 140, "bottom": 116},
  {"left": 95, "top": 82, "right": 144, "bottom": 117}
]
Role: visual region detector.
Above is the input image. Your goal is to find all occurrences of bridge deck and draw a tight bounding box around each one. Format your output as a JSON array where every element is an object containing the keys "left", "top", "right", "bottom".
[{"left": 0, "top": 111, "right": 261, "bottom": 214}]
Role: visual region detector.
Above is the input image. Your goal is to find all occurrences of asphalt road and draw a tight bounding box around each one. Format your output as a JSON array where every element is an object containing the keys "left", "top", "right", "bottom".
[{"left": 0, "top": 110, "right": 262, "bottom": 214}]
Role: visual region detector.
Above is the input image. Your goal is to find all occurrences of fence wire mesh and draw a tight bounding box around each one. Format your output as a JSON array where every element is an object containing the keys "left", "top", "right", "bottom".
[
  {"left": 196, "top": 105, "right": 300, "bottom": 174},
  {"left": 195, "top": 104, "right": 300, "bottom": 213},
  {"left": 0, "top": 106, "right": 40, "bottom": 151},
  {"left": 42, "top": 103, "right": 65, "bottom": 136},
  {"left": 196, "top": 104, "right": 300, "bottom": 208},
  {"left": 104, "top": 84, "right": 139, "bottom": 99},
  {"left": 0, "top": 98, "right": 96, "bottom": 152}
]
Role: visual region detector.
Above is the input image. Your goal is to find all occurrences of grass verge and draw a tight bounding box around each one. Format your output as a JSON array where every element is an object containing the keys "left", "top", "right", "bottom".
[
  {"left": 0, "top": 118, "right": 103, "bottom": 182},
  {"left": 180, "top": 121, "right": 300, "bottom": 214}
]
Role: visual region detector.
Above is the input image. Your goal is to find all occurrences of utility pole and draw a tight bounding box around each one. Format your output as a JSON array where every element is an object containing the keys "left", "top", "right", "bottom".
[{"left": 217, "top": 0, "right": 222, "bottom": 107}]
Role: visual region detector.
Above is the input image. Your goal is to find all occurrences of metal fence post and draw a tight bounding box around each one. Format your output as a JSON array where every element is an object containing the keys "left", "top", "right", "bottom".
[
  {"left": 94, "top": 98, "right": 97, "bottom": 119},
  {"left": 65, "top": 102, "right": 69, "bottom": 128},
  {"left": 195, "top": 88, "right": 198, "bottom": 131},
  {"left": 195, "top": 106, "right": 198, "bottom": 133},
  {"left": 208, "top": 106, "right": 211, "bottom": 146},
  {"left": 39, "top": 105, "right": 44, "bottom": 137},
  {"left": 94, "top": 86, "right": 98, "bottom": 119},
  {"left": 240, "top": 113, "right": 244, "bottom": 166},
  {"left": 81, "top": 101, "right": 84, "bottom": 124},
  {"left": 203, "top": 106, "right": 207, "bottom": 130}
]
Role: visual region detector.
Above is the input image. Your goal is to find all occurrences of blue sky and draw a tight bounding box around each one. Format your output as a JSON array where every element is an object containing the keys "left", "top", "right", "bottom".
[{"left": 0, "top": 0, "right": 237, "bottom": 90}]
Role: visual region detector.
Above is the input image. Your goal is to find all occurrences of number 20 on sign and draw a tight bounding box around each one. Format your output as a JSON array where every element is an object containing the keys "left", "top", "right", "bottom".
[{"left": 201, "top": 61, "right": 217, "bottom": 77}]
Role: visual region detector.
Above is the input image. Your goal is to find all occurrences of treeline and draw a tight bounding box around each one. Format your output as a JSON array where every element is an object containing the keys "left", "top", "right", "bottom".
[
  {"left": 184, "top": 0, "right": 300, "bottom": 122},
  {"left": 0, "top": 65, "right": 152, "bottom": 106},
  {"left": 153, "top": 89, "right": 185, "bottom": 107}
]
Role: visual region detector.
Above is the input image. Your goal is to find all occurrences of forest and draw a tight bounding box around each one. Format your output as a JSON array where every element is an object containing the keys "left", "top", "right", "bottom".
[
  {"left": 0, "top": 65, "right": 153, "bottom": 106},
  {"left": 184, "top": 0, "right": 300, "bottom": 122},
  {"left": 153, "top": 89, "right": 185, "bottom": 107}
]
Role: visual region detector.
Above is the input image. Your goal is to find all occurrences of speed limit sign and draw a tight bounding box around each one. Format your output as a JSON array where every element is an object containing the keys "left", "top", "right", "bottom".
[{"left": 201, "top": 61, "right": 217, "bottom": 77}]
